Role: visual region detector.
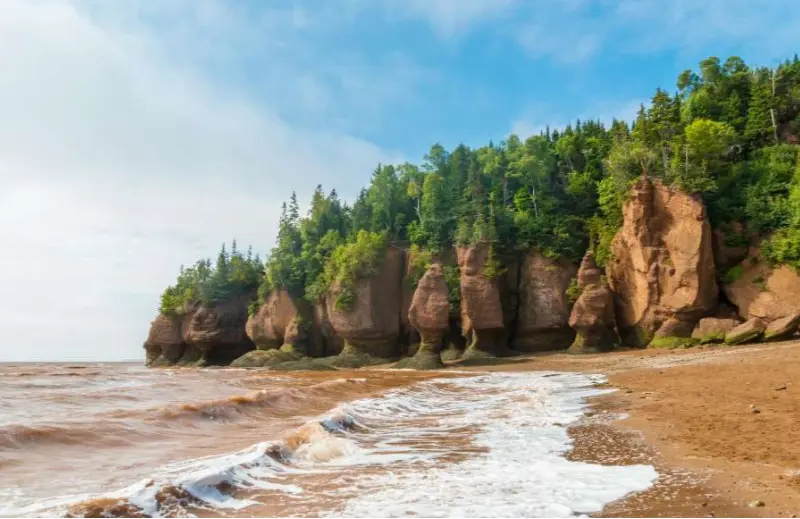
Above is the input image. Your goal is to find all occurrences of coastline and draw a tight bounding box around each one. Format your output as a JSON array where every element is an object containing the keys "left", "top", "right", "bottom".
[{"left": 481, "top": 341, "right": 800, "bottom": 518}]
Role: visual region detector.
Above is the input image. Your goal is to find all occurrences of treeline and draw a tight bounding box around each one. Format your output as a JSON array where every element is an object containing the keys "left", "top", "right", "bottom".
[{"left": 158, "top": 55, "right": 800, "bottom": 316}]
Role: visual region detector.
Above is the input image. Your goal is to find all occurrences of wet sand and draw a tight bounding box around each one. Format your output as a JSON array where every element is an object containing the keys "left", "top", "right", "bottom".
[{"left": 482, "top": 341, "right": 800, "bottom": 518}]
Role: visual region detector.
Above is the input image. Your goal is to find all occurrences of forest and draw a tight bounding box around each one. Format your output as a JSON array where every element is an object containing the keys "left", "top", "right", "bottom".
[{"left": 158, "top": 55, "right": 800, "bottom": 317}]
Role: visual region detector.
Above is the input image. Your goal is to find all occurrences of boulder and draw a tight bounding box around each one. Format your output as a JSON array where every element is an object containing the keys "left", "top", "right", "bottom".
[
  {"left": 724, "top": 318, "right": 766, "bottom": 345},
  {"left": 607, "top": 177, "right": 718, "bottom": 346},
  {"left": 327, "top": 247, "right": 405, "bottom": 367},
  {"left": 763, "top": 312, "right": 800, "bottom": 342},
  {"left": 397, "top": 262, "right": 450, "bottom": 369},
  {"left": 722, "top": 249, "right": 800, "bottom": 321},
  {"left": 515, "top": 252, "right": 576, "bottom": 351},
  {"left": 691, "top": 318, "right": 740, "bottom": 344},
  {"left": 457, "top": 243, "right": 514, "bottom": 361},
  {"left": 567, "top": 252, "right": 617, "bottom": 354}
]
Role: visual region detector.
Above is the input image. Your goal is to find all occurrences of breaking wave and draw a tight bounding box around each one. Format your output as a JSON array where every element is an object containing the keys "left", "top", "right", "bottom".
[{"left": 3, "top": 371, "right": 658, "bottom": 518}]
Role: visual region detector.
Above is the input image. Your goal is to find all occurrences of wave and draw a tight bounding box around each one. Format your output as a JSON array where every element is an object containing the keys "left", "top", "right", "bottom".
[
  {"left": 0, "top": 379, "right": 368, "bottom": 451},
  {"left": 5, "top": 372, "right": 658, "bottom": 518}
]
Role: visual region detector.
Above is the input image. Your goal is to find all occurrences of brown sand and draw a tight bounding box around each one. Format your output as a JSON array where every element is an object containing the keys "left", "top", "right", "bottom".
[{"left": 474, "top": 341, "right": 800, "bottom": 517}]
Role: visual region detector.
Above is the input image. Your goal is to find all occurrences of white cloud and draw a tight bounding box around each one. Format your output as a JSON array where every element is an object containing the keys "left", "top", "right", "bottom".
[{"left": 0, "top": 0, "right": 400, "bottom": 361}]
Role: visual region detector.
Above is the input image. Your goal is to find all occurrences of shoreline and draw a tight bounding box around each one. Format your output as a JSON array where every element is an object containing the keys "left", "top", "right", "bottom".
[{"left": 485, "top": 341, "right": 800, "bottom": 518}]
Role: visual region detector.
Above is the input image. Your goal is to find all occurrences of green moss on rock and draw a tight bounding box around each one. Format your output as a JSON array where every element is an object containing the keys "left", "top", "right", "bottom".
[{"left": 648, "top": 336, "right": 700, "bottom": 349}]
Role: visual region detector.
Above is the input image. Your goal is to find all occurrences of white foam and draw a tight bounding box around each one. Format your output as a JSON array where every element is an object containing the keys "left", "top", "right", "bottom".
[
  {"left": 327, "top": 372, "right": 657, "bottom": 518},
  {"left": 4, "top": 371, "right": 657, "bottom": 518}
]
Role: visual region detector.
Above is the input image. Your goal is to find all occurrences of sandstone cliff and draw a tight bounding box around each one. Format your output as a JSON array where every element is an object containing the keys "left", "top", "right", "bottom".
[
  {"left": 326, "top": 247, "right": 405, "bottom": 367},
  {"left": 515, "top": 252, "right": 576, "bottom": 351},
  {"left": 245, "top": 290, "right": 322, "bottom": 356},
  {"left": 457, "top": 242, "right": 515, "bottom": 360},
  {"left": 398, "top": 262, "right": 450, "bottom": 369},
  {"left": 144, "top": 295, "right": 255, "bottom": 367},
  {"left": 607, "top": 177, "right": 718, "bottom": 346},
  {"left": 722, "top": 248, "right": 800, "bottom": 321},
  {"left": 567, "top": 251, "right": 617, "bottom": 354}
]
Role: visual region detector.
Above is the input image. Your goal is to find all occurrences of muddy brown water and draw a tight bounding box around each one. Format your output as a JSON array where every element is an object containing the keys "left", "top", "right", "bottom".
[{"left": 0, "top": 363, "right": 657, "bottom": 517}]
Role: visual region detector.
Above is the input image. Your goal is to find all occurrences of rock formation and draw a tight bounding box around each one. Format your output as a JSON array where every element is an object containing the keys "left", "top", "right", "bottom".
[
  {"left": 763, "top": 312, "right": 800, "bottom": 342},
  {"left": 396, "top": 262, "right": 450, "bottom": 369},
  {"left": 567, "top": 251, "right": 617, "bottom": 354},
  {"left": 607, "top": 177, "right": 718, "bottom": 347},
  {"left": 691, "top": 318, "right": 740, "bottom": 344},
  {"left": 515, "top": 252, "right": 576, "bottom": 351},
  {"left": 326, "top": 247, "right": 405, "bottom": 367},
  {"left": 722, "top": 248, "right": 800, "bottom": 322},
  {"left": 724, "top": 318, "right": 766, "bottom": 345},
  {"left": 457, "top": 243, "right": 514, "bottom": 361},
  {"left": 145, "top": 295, "right": 255, "bottom": 367}
]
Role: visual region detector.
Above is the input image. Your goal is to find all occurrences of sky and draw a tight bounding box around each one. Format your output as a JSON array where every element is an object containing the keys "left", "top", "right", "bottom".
[{"left": 1, "top": 0, "right": 799, "bottom": 361}]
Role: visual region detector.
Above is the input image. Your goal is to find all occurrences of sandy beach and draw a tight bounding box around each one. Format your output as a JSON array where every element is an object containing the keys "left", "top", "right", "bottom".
[{"left": 478, "top": 341, "right": 800, "bottom": 518}]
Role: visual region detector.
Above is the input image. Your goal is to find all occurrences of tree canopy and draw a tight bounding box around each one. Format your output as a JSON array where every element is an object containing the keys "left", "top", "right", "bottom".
[{"left": 159, "top": 54, "right": 800, "bottom": 315}]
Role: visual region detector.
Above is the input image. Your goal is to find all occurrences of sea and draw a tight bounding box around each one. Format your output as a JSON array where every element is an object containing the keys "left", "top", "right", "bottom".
[{"left": 0, "top": 363, "right": 657, "bottom": 517}]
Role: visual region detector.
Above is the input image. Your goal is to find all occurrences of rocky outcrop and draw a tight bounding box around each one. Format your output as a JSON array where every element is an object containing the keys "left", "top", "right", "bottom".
[
  {"left": 144, "top": 314, "right": 187, "bottom": 366},
  {"left": 691, "top": 318, "right": 740, "bottom": 344},
  {"left": 183, "top": 295, "right": 255, "bottom": 365},
  {"left": 327, "top": 247, "right": 405, "bottom": 367},
  {"left": 144, "top": 295, "right": 255, "bottom": 367},
  {"left": 457, "top": 243, "right": 514, "bottom": 361},
  {"left": 396, "top": 262, "right": 450, "bottom": 369},
  {"left": 567, "top": 252, "right": 617, "bottom": 354},
  {"left": 515, "top": 253, "right": 576, "bottom": 351},
  {"left": 724, "top": 318, "right": 766, "bottom": 345},
  {"left": 245, "top": 290, "right": 321, "bottom": 356},
  {"left": 722, "top": 249, "right": 800, "bottom": 322},
  {"left": 763, "top": 312, "right": 800, "bottom": 342},
  {"left": 607, "top": 177, "right": 718, "bottom": 347}
]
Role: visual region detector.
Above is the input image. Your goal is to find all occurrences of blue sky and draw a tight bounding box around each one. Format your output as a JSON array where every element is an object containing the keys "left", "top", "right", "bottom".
[{"left": 1, "top": 0, "right": 798, "bottom": 361}]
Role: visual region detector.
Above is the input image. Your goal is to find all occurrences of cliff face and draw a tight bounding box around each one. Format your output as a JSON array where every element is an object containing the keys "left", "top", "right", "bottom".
[
  {"left": 514, "top": 252, "right": 576, "bottom": 351},
  {"left": 568, "top": 251, "right": 617, "bottom": 354},
  {"left": 607, "top": 177, "right": 718, "bottom": 346},
  {"left": 326, "top": 247, "right": 405, "bottom": 366},
  {"left": 723, "top": 248, "right": 800, "bottom": 321},
  {"left": 245, "top": 290, "right": 322, "bottom": 356},
  {"left": 400, "top": 262, "right": 450, "bottom": 369},
  {"left": 456, "top": 242, "right": 517, "bottom": 359},
  {"left": 145, "top": 179, "right": 800, "bottom": 368},
  {"left": 144, "top": 294, "right": 254, "bottom": 367}
]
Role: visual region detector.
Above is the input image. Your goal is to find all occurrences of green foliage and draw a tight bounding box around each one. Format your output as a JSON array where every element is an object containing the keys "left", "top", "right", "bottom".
[
  {"left": 722, "top": 265, "right": 744, "bottom": 285},
  {"left": 309, "top": 230, "right": 388, "bottom": 310},
  {"left": 159, "top": 241, "right": 262, "bottom": 316},
  {"left": 565, "top": 277, "right": 581, "bottom": 304},
  {"left": 442, "top": 265, "right": 462, "bottom": 314},
  {"left": 159, "top": 54, "right": 800, "bottom": 316},
  {"left": 406, "top": 245, "right": 433, "bottom": 288}
]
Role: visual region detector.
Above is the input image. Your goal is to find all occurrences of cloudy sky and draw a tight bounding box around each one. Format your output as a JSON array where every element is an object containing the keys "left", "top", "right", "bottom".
[{"left": 1, "top": 0, "right": 798, "bottom": 361}]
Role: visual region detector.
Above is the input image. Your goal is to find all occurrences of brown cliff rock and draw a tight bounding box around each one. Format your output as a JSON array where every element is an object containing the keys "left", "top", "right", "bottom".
[
  {"left": 763, "top": 312, "right": 800, "bottom": 342},
  {"left": 457, "top": 243, "right": 515, "bottom": 361},
  {"left": 143, "top": 314, "right": 186, "bottom": 366},
  {"left": 722, "top": 249, "right": 800, "bottom": 321},
  {"left": 244, "top": 290, "right": 321, "bottom": 356},
  {"left": 183, "top": 294, "right": 255, "bottom": 365},
  {"left": 712, "top": 223, "right": 749, "bottom": 272},
  {"left": 515, "top": 252, "right": 576, "bottom": 351},
  {"left": 691, "top": 317, "right": 740, "bottom": 344},
  {"left": 397, "top": 262, "right": 449, "bottom": 369},
  {"left": 327, "top": 247, "right": 405, "bottom": 367},
  {"left": 567, "top": 252, "right": 617, "bottom": 354},
  {"left": 607, "top": 177, "right": 718, "bottom": 347}
]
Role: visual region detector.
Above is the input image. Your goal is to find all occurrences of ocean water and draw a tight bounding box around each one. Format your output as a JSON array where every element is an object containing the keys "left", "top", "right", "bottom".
[{"left": 0, "top": 363, "right": 657, "bottom": 517}]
